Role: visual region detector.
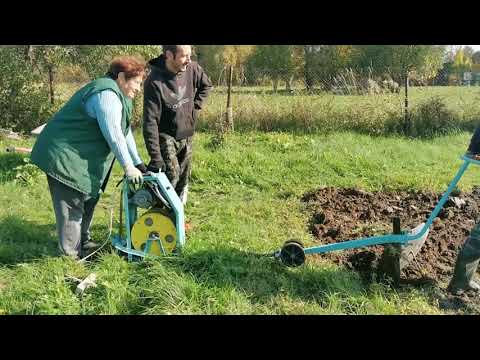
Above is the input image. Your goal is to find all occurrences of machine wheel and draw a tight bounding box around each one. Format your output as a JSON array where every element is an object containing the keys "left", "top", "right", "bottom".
[
  {"left": 280, "top": 240, "right": 306, "bottom": 267},
  {"left": 284, "top": 239, "right": 304, "bottom": 247}
]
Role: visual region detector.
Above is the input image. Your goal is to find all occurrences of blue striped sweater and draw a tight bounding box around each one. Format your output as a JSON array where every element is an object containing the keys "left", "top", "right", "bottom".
[{"left": 85, "top": 90, "right": 142, "bottom": 170}]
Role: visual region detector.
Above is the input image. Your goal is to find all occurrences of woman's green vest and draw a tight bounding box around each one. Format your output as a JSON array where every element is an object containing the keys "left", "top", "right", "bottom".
[{"left": 31, "top": 77, "right": 132, "bottom": 196}]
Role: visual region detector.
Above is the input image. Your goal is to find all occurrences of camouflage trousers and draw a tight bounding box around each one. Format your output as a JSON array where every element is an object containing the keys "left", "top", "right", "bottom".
[{"left": 159, "top": 133, "right": 193, "bottom": 202}]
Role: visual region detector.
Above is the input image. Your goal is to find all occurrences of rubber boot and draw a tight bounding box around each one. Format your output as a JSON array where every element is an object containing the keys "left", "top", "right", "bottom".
[
  {"left": 82, "top": 241, "right": 101, "bottom": 258},
  {"left": 448, "top": 228, "right": 480, "bottom": 295}
]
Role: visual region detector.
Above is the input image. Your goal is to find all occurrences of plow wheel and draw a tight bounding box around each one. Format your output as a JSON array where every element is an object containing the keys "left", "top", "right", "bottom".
[{"left": 280, "top": 240, "right": 306, "bottom": 267}]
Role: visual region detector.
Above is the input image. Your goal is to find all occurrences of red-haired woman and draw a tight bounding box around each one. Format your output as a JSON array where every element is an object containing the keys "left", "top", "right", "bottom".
[{"left": 31, "top": 56, "right": 148, "bottom": 260}]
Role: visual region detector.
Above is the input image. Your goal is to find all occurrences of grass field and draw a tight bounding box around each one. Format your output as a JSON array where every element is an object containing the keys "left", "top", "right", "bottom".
[
  {"left": 1, "top": 130, "right": 479, "bottom": 314},
  {"left": 199, "top": 86, "right": 480, "bottom": 136}
]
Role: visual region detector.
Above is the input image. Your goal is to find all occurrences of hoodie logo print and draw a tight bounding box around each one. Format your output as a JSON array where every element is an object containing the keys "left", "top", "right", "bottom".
[
  {"left": 168, "top": 85, "right": 189, "bottom": 110},
  {"left": 171, "top": 86, "right": 186, "bottom": 101}
]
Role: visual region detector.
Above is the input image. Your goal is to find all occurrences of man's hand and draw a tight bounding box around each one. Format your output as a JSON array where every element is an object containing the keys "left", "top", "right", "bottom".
[
  {"left": 147, "top": 161, "right": 166, "bottom": 173},
  {"left": 135, "top": 162, "right": 148, "bottom": 174},
  {"left": 125, "top": 165, "right": 144, "bottom": 185}
]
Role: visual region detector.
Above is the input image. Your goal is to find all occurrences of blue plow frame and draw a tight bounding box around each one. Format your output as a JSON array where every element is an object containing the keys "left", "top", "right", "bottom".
[
  {"left": 111, "top": 172, "right": 186, "bottom": 261},
  {"left": 302, "top": 155, "right": 480, "bottom": 256}
]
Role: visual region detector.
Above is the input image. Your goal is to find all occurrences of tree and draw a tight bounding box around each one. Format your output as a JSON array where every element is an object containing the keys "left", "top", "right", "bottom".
[
  {"left": 452, "top": 48, "right": 472, "bottom": 84},
  {"left": 433, "top": 61, "right": 454, "bottom": 86},
  {"left": 221, "top": 45, "right": 256, "bottom": 85},
  {"left": 195, "top": 45, "right": 256, "bottom": 86},
  {"left": 463, "top": 46, "right": 475, "bottom": 60},
  {"left": 0, "top": 45, "right": 162, "bottom": 132},
  {"left": 0, "top": 46, "right": 53, "bottom": 132},
  {"left": 409, "top": 45, "right": 446, "bottom": 85},
  {"left": 353, "top": 45, "right": 445, "bottom": 84},
  {"left": 472, "top": 51, "right": 480, "bottom": 64},
  {"left": 303, "top": 45, "right": 317, "bottom": 91},
  {"left": 302, "top": 45, "right": 357, "bottom": 91},
  {"left": 32, "top": 46, "right": 78, "bottom": 104},
  {"left": 444, "top": 45, "right": 459, "bottom": 62},
  {"left": 74, "top": 45, "right": 161, "bottom": 79},
  {"left": 194, "top": 45, "right": 224, "bottom": 84},
  {"left": 247, "top": 45, "right": 303, "bottom": 92}
]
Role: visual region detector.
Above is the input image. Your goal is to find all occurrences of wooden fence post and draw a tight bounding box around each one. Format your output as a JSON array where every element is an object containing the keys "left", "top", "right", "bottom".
[{"left": 225, "top": 65, "right": 234, "bottom": 132}]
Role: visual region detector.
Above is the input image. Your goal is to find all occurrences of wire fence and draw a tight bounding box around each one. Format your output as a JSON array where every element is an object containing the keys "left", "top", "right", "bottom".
[
  {"left": 208, "top": 65, "right": 480, "bottom": 93},
  {"left": 198, "top": 62, "right": 480, "bottom": 138}
]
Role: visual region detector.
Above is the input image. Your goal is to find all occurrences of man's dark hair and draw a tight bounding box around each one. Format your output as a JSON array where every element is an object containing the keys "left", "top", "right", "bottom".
[
  {"left": 163, "top": 45, "right": 179, "bottom": 58},
  {"left": 162, "top": 45, "right": 191, "bottom": 59}
]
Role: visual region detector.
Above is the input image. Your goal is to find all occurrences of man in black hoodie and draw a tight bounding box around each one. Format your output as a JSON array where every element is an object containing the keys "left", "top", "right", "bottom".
[{"left": 143, "top": 45, "right": 212, "bottom": 205}]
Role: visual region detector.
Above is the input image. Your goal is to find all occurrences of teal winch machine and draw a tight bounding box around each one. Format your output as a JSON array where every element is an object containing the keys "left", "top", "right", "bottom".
[{"left": 112, "top": 172, "right": 186, "bottom": 261}]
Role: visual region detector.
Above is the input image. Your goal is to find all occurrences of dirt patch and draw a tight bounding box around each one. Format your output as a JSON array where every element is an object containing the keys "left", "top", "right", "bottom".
[{"left": 302, "top": 187, "right": 480, "bottom": 312}]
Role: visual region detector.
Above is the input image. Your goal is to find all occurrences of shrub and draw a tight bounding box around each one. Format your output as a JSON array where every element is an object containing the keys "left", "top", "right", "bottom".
[
  {"left": 0, "top": 47, "right": 55, "bottom": 133},
  {"left": 410, "top": 96, "right": 460, "bottom": 137},
  {"left": 384, "top": 96, "right": 463, "bottom": 138}
]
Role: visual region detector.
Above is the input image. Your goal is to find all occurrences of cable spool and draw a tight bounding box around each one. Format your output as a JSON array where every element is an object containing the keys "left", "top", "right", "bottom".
[{"left": 131, "top": 210, "right": 177, "bottom": 255}]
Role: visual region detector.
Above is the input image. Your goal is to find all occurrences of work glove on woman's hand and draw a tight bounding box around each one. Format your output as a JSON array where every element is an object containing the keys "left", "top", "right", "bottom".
[
  {"left": 466, "top": 151, "right": 480, "bottom": 160},
  {"left": 125, "top": 165, "right": 144, "bottom": 185}
]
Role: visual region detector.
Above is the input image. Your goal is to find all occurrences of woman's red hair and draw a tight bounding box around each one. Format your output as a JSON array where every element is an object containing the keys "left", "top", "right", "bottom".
[{"left": 107, "top": 56, "right": 146, "bottom": 80}]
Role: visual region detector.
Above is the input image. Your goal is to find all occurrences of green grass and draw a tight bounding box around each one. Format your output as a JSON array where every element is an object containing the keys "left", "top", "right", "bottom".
[{"left": 1, "top": 130, "right": 479, "bottom": 315}]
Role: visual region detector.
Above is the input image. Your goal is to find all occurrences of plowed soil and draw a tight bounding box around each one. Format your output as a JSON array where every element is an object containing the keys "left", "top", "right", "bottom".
[{"left": 302, "top": 187, "right": 480, "bottom": 313}]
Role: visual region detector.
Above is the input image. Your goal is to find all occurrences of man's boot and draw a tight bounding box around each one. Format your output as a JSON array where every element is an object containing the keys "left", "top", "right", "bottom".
[
  {"left": 81, "top": 240, "right": 101, "bottom": 259},
  {"left": 448, "top": 232, "right": 480, "bottom": 295}
]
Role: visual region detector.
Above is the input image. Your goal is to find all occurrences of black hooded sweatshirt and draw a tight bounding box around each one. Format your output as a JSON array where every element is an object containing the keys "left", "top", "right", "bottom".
[{"left": 143, "top": 55, "right": 212, "bottom": 168}]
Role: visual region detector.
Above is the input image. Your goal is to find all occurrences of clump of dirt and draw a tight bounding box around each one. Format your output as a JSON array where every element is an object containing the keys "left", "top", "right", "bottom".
[{"left": 302, "top": 187, "right": 480, "bottom": 288}]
